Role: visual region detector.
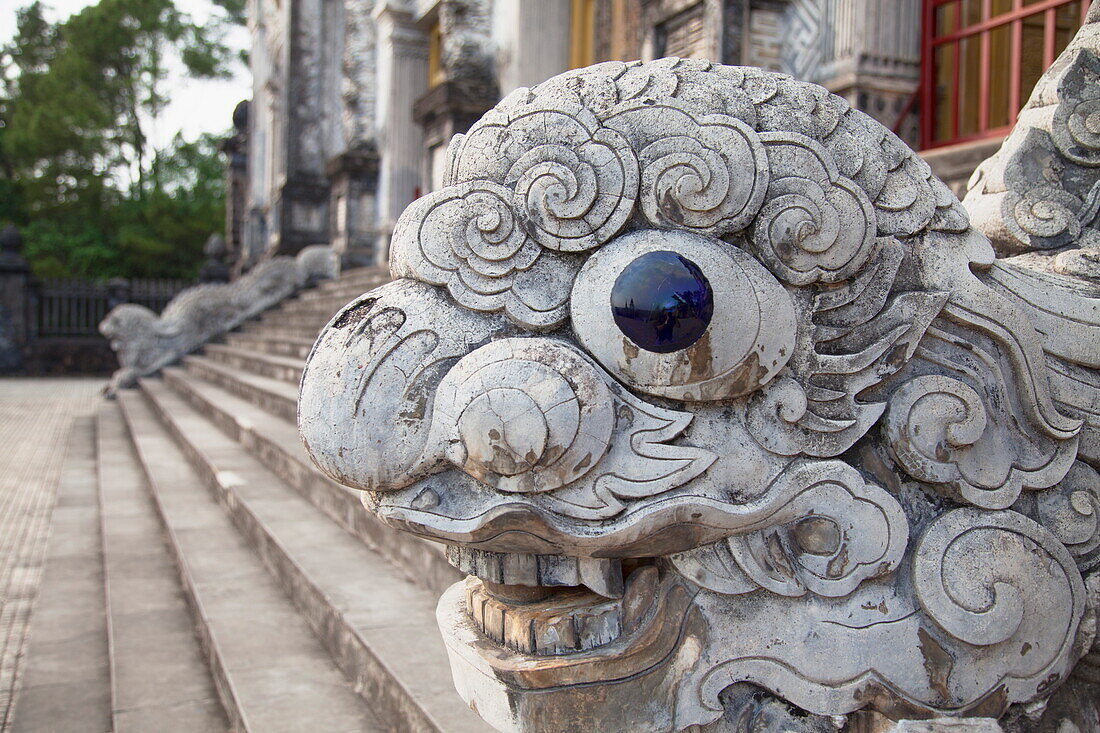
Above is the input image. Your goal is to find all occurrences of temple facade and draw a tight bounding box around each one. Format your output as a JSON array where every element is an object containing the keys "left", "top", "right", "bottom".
[{"left": 232, "top": 0, "right": 1088, "bottom": 271}]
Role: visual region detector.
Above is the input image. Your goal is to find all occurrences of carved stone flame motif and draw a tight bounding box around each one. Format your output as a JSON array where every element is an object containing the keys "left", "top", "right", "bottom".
[{"left": 300, "top": 42, "right": 1100, "bottom": 733}]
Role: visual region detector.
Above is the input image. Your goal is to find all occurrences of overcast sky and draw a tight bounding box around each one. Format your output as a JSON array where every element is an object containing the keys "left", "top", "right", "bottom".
[{"left": 0, "top": 0, "right": 252, "bottom": 149}]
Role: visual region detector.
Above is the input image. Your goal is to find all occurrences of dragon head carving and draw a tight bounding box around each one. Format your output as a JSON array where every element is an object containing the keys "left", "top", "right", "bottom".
[{"left": 299, "top": 58, "right": 1100, "bottom": 731}]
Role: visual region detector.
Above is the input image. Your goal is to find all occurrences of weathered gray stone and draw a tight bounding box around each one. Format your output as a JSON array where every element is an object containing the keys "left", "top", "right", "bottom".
[
  {"left": 101, "top": 245, "right": 337, "bottom": 395},
  {"left": 437, "top": 0, "right": 494, "bottom": 90},
  {"left": 965, "top": 4, "right": 1100, "bottom": 272},
  {"left": 198, "top": 233, "right": 231, "bottom": 283},
  {"left": 299, "top": 55, "right": 1100, "bottom": 732}
]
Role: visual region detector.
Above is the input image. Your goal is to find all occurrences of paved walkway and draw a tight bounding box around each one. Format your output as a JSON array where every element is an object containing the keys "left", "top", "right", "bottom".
[{"left": 0, "top": 379, "right": 104, "bottom": 730}]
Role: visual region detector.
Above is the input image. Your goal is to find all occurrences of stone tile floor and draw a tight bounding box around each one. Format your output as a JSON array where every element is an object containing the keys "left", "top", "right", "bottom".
[{"left": 0, "top": 379, "right": 103, "bottom": 731}]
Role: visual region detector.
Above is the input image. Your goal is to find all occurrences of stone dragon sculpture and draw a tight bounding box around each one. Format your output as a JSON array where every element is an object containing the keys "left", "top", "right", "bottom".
[
  {"left": 298, "top": 15, "right": 1100, "bottom": 732},
  {"left": 101, "top": 245, "right": 338, "bottom": 395}
]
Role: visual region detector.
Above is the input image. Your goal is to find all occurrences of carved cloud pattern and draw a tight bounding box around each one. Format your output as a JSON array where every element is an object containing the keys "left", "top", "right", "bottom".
[{"left": 390, "top": 181, "right": 582, "bottom": 330}]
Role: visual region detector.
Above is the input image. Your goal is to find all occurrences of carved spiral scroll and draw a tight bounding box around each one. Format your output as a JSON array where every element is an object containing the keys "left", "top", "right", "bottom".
[
  {"left": 602, "top": 105, "right": 769, "bottom": 235},
  {"left": 670, "top": 461, "right": 909, "bottom": 598},
  {"left": 884, "top": 374, "right": 987, "bottom": 481},
  {"left": 1054, "top": 96, "right": 1100, "bottom": 167},
  {"left": 1007, "top": 187, "right": 1085, "bottom": 244},
  {"left": 1021, "top": 461, "right": 1100, "bottom": 572},
  {"left": 432, "top": 338, "right": 615, "bottom": 493},
  {"left": 454, "top": 107, "right": 639, "bottom": 252},
  {"left": 750, "top": 132, "right": 877, "bottom": 285},
  {"left": 913, "top": 508, "right": 1083, "bottom": 663},
  {"left": 390, "top": 181, "right": 581, "bottom": 330},
  {"left": 884, "top": 375, "right": 1077, "bottom": 510}
]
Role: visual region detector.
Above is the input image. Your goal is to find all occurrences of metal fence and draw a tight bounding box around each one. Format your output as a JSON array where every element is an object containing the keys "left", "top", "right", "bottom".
[
  {"left": 32, "top": 277, "right": 191, "bottom": 338},
  {"left": 129, "top": 278, "right": 190, "bottom": 312}
]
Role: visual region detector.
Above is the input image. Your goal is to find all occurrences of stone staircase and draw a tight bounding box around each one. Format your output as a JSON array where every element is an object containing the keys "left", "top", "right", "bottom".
[{"left": 11, "top": 267, "right": 492, "bottom": 732}]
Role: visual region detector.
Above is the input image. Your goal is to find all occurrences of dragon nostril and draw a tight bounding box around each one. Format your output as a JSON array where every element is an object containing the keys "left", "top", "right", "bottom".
[
  {"left": 458, "top": 389, "right": 549, "bottom": 477},
  {"left": 791, "top": 517, "right": 842, "bottom": 556},
  {"left": 610, "top": 250, "right": 714, "bottom": 354}
]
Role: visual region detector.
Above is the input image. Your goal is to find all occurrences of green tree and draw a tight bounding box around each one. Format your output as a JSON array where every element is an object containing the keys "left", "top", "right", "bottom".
[
  {"left": 114, "top": 133, "right": 230, "bottom": 279},
  {"left": 0, "top": 0, "right": 242, "bottom": 279}
]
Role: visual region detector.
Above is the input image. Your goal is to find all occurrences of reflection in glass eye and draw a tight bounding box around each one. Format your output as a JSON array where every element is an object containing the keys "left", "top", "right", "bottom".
[{"left": 610, "top": 251, "right": 714, "bottom": 354}]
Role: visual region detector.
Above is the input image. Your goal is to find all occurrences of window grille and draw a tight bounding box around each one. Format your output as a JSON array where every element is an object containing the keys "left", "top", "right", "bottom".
[{"left": 921, "top": 0, "right": 1088, "bottom": 149}]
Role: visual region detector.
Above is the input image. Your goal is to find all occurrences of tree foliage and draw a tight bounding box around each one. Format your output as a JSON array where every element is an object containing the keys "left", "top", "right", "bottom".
[{"left": 0, "top": 0, "right": 243, "bottom": 279}]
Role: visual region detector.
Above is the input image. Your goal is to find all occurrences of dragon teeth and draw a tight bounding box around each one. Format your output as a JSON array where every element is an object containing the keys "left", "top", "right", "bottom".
[{"left": 446, "top": 546, "right": 624, "bottom": 598}]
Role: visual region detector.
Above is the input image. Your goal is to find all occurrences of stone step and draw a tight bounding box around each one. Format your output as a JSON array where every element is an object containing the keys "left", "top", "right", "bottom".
[
  {"left": 203, "top": 344, "right": 303, "bottom": 385},
  {"left": 293, "top": 287, "right": 359, "bottom": 304},
  {"left": 223, "top": 333, "right": 315, "bottom": 360},
  {"left": 96, "top": 402, "right": 229, "bottom": 732},
  {"left": 135, "top": 378, "right": 488, "bottom": 733},
  {"left": 292, "top": 281, "right": 377, "bottom": 299},
  {"left": 269, "top": 302, "right": 344, "bottom": 322},
  {"left": 310, "top": 277, "right": 382, "bottom": 292},
  {"left": 11, "top": 416, "right": 111, "bottom": 733},
  {"left": 295, "top": 282, "right": 384, "bottom": 303},
  {"left": 258, "top": 312, "right": 334, "bottom": 331},
  {"left": 339, "top": 266, "right": 382, "bottom": 278},
  {"left": 240, "top": 321, "right": 325, "bottom": 341},
  {"left": 271, "top": 295, "right": 346, "bottom": 313},
  {"left": 289, "top": 296, "right": 358, "bottom": 314},
  {"left": 116, "top": 390, "right": 386, "bottom": 733},
  {"left": 161, "top": 366, "right": 459, "bottom": 597},
  {"left": 182, "top": 355, "right": 297, "bottom": 422},
  {"left": 320, "top": 267, "right": 387, "bottom": 289},
  {"left": 327, "top": 267, "right": 388, "bottom": 283},
  {"left": 309, "top": 280, "right": 386, "bottom": 301}
]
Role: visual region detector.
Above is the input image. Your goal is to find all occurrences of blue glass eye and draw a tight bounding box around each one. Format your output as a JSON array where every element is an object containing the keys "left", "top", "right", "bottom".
[{"left": 610, "top": 251, "right": 714, "bottom": 354}]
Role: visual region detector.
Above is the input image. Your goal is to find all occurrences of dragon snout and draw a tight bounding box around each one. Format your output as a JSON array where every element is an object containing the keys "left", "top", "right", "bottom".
[{"left": 299, "top": 278, "right": 515, "bottom": 492}]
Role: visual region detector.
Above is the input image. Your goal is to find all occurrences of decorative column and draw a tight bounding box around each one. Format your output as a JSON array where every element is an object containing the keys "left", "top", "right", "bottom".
[
  {"left": 219, "top": 100, "right": 250, "bottom": 275},
  {"left": 242, "top": 0, "right": 285, "bottom": 270},
  {"left": 413, "top": 0, "right": 498, "bottom": 194},
  {"left": 272, "top": 0, "right": 331, "bottom": 256},
  {"left": 325, "top": 0, "right": 381, "bottom": 267},
  {"left": 0, "top": 225, "right": 30, "bottom": 372},
  {"left": 493, "top": 0, "right": 571, "bottom": 95},
  {"left": 373, "top": 1, "right": 429, "bottom": 262},
  {"left": 813, "top": 0, "right": 922, "bottom": 147}
]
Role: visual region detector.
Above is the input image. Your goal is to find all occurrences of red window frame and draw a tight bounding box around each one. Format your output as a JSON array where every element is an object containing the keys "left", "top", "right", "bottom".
[{"left": 920, "top": 0, "right": 1089, "bottom": 150}]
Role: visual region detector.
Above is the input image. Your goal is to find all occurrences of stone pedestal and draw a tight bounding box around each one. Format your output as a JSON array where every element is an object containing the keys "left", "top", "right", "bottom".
[
  {"left": 0, "top": 226, "right": 30, "bottom": 372},
  {"left": 414, "top": 80, "right": 497, "bottom": 193},
  {"left": 413, "top": 0, "right": 498, "bottom": 193},
  {"left": 271, "top": 177, "right": 331, "bottom": 256},
  {"left": 105, "top": 278, "right": 130, "bottom": 312},
  {"left": 326, "top": 146, "right": 381, "bottom": 268},
  {"left": 198, "top": 234, "right": 231, "bottom": 284}
]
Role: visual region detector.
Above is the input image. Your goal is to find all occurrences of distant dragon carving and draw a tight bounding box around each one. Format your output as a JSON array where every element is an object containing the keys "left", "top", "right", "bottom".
[{"left": 101, "top": 245, "right": 337, "bottom": 395}]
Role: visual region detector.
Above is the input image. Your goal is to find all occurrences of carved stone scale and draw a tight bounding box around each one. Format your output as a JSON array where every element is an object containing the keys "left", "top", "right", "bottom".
[{"left": 298, "top": 13, "right": 1100, "bottom": 732}]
